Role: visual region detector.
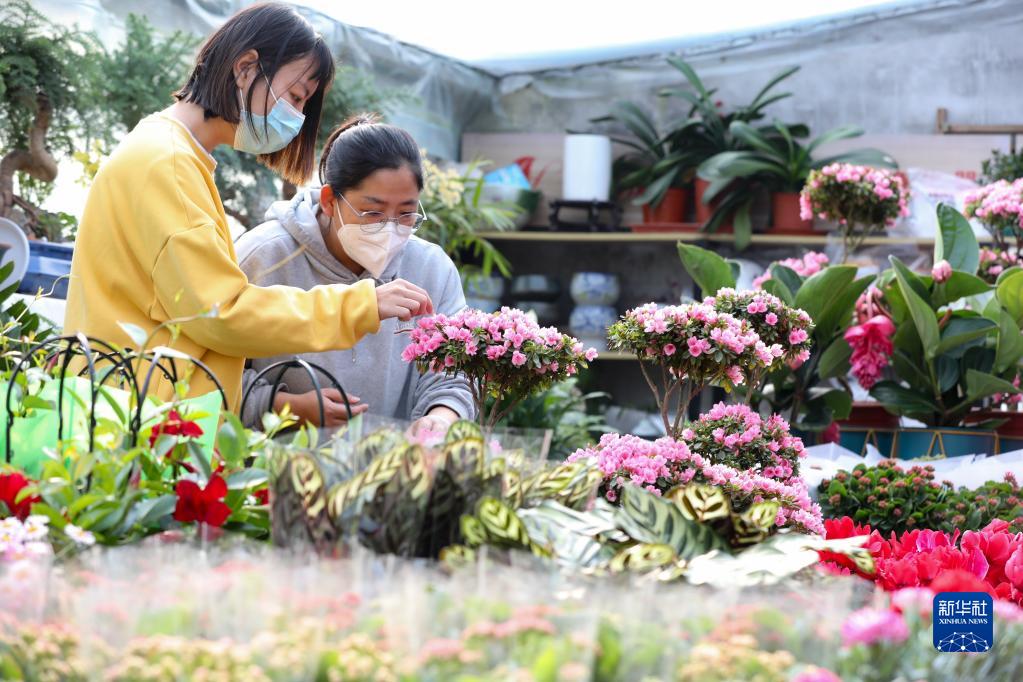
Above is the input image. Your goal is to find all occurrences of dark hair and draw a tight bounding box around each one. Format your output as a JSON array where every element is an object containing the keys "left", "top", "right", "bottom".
[
  {"left": 174, "top": 2, "right": 334, "bottom": 185},
  {"left": 319, "top": 114, "right": 424, "bottom": 194}
]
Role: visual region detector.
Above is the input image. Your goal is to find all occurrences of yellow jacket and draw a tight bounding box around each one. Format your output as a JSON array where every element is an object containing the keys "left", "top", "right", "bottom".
[{"left": 64, "top": 112, "right": 380, "bottom": 411}]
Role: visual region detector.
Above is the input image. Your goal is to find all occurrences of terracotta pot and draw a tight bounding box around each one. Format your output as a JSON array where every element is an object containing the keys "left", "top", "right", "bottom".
[
  {"left": 694, "top": 178, "right": 733, "bottom": 231},
  {"left": 770, "top": 192, "right": 813, "bottom": 233},
  {"left": 839, "top": 401, "right": 900, "bottom": 429},
  {"left": 642, "top": 187, "right": 687, "bottom": 224}
]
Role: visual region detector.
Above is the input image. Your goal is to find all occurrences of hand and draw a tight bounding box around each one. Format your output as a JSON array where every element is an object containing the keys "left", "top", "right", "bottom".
[
  {"left": 376, "top": 279, "right": 433, "bottom": 321},
  {"left": 408, "top": 407, "right": 460, "bottom": 441},
  {"left": 273, "top": 389, "right": 368, "bottom": 428}
]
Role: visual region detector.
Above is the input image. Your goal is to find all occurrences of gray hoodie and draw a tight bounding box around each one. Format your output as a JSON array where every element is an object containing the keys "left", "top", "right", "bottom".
[{"left": 235, "top": 189, "right": 474, "bottom": 428}]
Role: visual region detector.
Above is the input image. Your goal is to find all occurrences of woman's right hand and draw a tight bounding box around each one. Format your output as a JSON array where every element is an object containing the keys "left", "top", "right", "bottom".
[
  {"left": 376, "top": 279, "right": 433, "bottom": 321},
  {"left": 273, "top": 389, "right": 368, "bottom": 428}
]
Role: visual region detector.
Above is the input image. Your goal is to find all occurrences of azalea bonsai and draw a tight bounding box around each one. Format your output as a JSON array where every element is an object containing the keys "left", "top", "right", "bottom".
[
  {"left": 800, "top": 163, "right": 910, "bottom": 261},
  {"left": 402, "top": 307, "right": 596, "bottom": 431},
  {"left": 964, "top": 178, "right": 1023, "bottom": 252},
  {"left": 852, "top": 205, "right": 1023, "bottom": 427},
  {"left": 678, "top": 243, "right": 867, "bottom": 431}
]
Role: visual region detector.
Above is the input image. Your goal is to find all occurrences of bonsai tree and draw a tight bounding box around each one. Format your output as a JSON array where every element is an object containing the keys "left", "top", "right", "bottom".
[
  {"left": 677, "top": 243, "right": 867, "bottom": 431},
  {"left": 0, "top": 0, "right": 105, "bottom": 238},
  {"left": 402, "top": 306, "right": 596, "bottom": 430}
]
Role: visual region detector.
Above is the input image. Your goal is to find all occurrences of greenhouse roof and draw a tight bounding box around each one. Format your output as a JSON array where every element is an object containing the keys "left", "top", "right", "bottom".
[{"left": 296, "top": 0, "right": 941, "bottom": 74}]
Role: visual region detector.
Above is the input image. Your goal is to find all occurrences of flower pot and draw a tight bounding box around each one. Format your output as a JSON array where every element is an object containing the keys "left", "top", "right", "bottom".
[
  {"left": 966, "top": 409, "right": 1023, "bottom": 452},
  {"left": 770, "top": 192, "right": 813, "bottom": 234},
  {"left": 837, "top": 427, "right": 898, "bottom": 458},
  {"left": 641, "top": 187, "right": 687, "bottom": 224},
  {"left": 893, "top": 427, "right": 998, "bottom": 460},
  {"left": 840, "top": 401, "right": 900, "bottom": 429},
  {"left": 694, "top": 178, "right": 733, "bottom": 232}
]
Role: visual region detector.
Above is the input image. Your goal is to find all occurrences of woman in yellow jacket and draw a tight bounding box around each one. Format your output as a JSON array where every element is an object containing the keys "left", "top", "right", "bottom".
[{"left": 64, "top": 3, "right": 431, "bottom": 412}]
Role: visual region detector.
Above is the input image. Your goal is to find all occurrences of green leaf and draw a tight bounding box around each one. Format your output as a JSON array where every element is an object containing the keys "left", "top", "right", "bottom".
[
  {"left": 216, "top": 414, "right": 247, "bottom": 466},
  {"left": 869, "top": 381, "right": 940, "bottom": 418},
  {"left": 996, "top": 307, "right": 1023, "bottom": 373},
  {"left": 118, "top": 322, "right": 148, "bottom": 349},
  {"left": 966, "top": 369, "right": 1021, "bottom": 402},
  {"left": 226, "top": 468, "right": 268, "bottom": 490},
  {"left": 761, "top": 278, "right": 794, "bottom": 306},
  {"left": 795, "top": 266, "right": 856, "bottom": 323},
  {"left": 136, "top": 494, "right": 177, "bottom": 526},
  {"left": 935, "top": 203, "right": 980, "bottom": 274},
  {"left": 677, "top": 243, "right": 736, "bottom": 296},
  {"left": 817, "top": 336, "right": 853, "bottom": 379},
  {"left": 932, "top": 271, "right": 990, "bottom": 308},
  {"left": 771, "top": 265, "right": 803, "bottom": 297},
  {"left": 935, "top": 316, "right": 997, "bottom": 357},
  {"left": 890, "top": 256, "right": 940, "bottom": 360},
  {"left": 996, "top": 269, "right": 1023, "bottom": 325}
]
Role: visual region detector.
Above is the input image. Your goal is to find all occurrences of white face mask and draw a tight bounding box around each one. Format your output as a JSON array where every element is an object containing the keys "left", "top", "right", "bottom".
[{"left": 333, "top": 203, "right": 411, "bottom": 279}]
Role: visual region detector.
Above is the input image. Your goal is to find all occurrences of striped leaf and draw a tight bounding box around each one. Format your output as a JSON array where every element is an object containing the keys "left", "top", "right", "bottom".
[
  {"left": 616, "top": 486, "right": 728, "bottom": 560},
  {"left": 666, "top": 484, "right": 731, "bottom": 522},
  {"left": 609, "top": 543, "right": 678, "bottom": 573}
]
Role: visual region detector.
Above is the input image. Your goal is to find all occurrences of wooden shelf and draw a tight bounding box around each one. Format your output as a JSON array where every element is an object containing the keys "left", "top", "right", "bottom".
[
  {"left": 593, "top": 351, "right": 636, "bottom": 361},
  {"left": 478, "top": 230, "right": 957, "bottom": 247}
]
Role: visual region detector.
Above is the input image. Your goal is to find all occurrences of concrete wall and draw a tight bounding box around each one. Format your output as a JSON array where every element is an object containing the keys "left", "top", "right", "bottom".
[{"left": 469, "top": 0, "right": 1023, "bottom": 140}]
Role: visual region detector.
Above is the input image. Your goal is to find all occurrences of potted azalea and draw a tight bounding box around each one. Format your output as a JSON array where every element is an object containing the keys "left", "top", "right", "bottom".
[
  {"left": 963, "top": 178, "right": 1023, "bottom": 253},
  {"left": 698, "top": 121, "right": 896, "bottom": 246},
  {"left": 800, "top": 162, "right": 910, "bottom": 262},
  {"left": 402, "top": 306, "right": 596, "bottom": 431},
  {"left": 853, "top": 205, "right": 1023, "bottom": 458},
  {"left": 677, "top": 244, "right": 866, "bottom": 434}
]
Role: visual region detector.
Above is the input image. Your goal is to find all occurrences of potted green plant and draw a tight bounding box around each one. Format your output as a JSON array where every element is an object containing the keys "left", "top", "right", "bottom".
[
  {"left": 593, "top": 102, "right": 699, "bottom": 226},
  {"left": 856, "top": 205, "right": 1023, "bottom": 458},
  {"left": 697, "top": 121, "right": 896, "bottom": 244},
  {"left": 659, "top": 57, "right": 804, "bottom": 232}
]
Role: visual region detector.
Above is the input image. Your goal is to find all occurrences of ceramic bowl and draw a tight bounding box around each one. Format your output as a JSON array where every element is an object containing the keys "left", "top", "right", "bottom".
[
  {"left": 462, "top": 273, "right": 506, "bottom": 299},
  {"left": 569, "top": 304, "right": 617, "bottom": 339},
  {"left": 514, "top": 300, "right": 560, "bottom": 326},
  {"left": 510, "top": 274, "right": 560, "bottom": 302},
  {"left": 465, "top": 296, "right": 501, "bottom": 314},
  {"left": 570, "top": 272, "right": 620, "bottom": 306}
]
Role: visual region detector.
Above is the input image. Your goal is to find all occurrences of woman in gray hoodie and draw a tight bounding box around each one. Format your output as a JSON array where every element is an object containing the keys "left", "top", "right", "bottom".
[{"left": 235, "top": 116, "right": 474, "bottom": 434}]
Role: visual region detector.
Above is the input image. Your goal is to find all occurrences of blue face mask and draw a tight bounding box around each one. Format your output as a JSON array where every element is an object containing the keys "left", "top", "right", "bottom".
[{"left": 233, "top": 72, "right": 306, "bottom": 155}]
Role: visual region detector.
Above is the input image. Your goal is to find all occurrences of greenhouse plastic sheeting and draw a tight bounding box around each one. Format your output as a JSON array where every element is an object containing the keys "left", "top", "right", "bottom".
[{"left": 33, "top": 0, "right": 498, "bottom": 160}]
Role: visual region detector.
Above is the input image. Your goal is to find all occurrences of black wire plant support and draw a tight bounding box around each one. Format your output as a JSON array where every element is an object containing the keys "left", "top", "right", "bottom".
[
  {"left": 4, "top": 334, "right": 228, "bottom": 464},
  {"left": 240, "top": 358, "right": 353, "bottom": 428}
]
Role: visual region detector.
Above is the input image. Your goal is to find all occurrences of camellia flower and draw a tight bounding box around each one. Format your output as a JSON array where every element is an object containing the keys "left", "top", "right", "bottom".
[
  {"left": 174, "top": 474, "right": 231, "bottom": 527},
  {"left": 841, "top": 607, "right": 909, "bottom": 647},
  {"left": 931, "top": 259, "right": 952, "bottom": 283},
  {"left": 844, "top": 314, "right": 896, "bottom": 389},
  {"left": 0, "top": 472, "right": 40, "bottom": 521}
]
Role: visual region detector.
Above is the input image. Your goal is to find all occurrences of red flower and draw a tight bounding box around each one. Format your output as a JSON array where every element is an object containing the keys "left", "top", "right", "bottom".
[
  {"left": 821, "top": 421, "right": 840, "bottom": 444},
  {"left": 819, "top": 517, "right": 875, "bottom": 578},
  {"left": 845, "top": 315, "right": 896, "bottom": 389},
  {"left": 0, "top": 472, "right": 40, "bottom": 520},
  {"left": 173, "top": 474, "right": 231, "bottom": 527},
  {"left": 150, "top": 410, "right": 204, "bottom": 451},
  {"left": 929, "top": 569, "right": 994, "bottom": 596},
  {"left": 253, "top": 488, "right": 269, "bottom": 506}
]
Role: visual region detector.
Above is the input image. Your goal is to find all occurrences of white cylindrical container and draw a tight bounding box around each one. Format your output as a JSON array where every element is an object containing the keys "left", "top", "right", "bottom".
[{"left": 562, "top": 134, "right": 612, "bottom": 201}]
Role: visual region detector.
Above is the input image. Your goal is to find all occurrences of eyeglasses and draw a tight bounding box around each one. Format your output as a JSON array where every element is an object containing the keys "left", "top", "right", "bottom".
[{"left": 336, "top": 193, "right": 428, "bottom": 235}]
